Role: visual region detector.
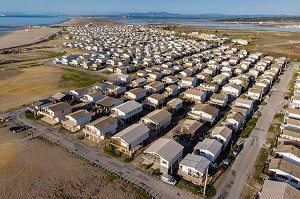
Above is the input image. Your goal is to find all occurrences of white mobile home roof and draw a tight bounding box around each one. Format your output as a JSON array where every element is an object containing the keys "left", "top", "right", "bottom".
[
  {"left": 194, "top": 138, "right": 222, "bottom": 157},
  {"left": 112, "top": 123, "right": 149, "bottom": 144},
  {"left": 144, "top": 138, "right": 184, "bottom": 162},
  {"left": 179, "top": 153, "right": 210, "bottom": 174},
  {"left": 113, "top": 100, "right": 142, "bottom": 114}
]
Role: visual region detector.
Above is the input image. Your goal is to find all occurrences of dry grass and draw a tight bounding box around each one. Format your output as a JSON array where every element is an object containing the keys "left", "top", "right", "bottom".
[
  {"left": 0, "top": 64, "right": 106, "bottom": 113},
  {"left": 240, "top": 183, "right": 258, "bottom": 199},
  {"left": 0, "top": 126, "right": 149, "bottom": 199},
  {"left": 0, "top": 66, "right": 65, "bottom": 112},
  {"left": 177, "top": 27, "right": 300, "bottom": 61}
]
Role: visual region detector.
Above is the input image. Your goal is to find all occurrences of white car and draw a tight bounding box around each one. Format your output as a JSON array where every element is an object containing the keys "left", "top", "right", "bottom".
[{"left": 161, "top": 174, "right": 177, "bottom": 185}]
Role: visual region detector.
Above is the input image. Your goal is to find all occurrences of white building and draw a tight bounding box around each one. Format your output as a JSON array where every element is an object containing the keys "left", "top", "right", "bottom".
[
  {"left": 268, "top": 158, "right": 300, "bottom": 189},
  {"left": 111, "top": 123, "right": 150, "bottom": 156},
  {"left": 143, "top": 138, "right": 184, "bottom": 174},
  {"left": 61, "top": 109, "right": 92, "bottom": 132},
  {"left": 178, "top": 154, "right": 210, "bottom": 185},
  {"left": 193, "top": 138, "right": 222, "bottom": 167},
  {"left": 275, "top": 145, "right": 300, "bottom": 167},
  {"left": 83, "top": 116, "right": 118, "bottom": 141},
  {"left": 111, "top": 101, "right": 143, "bottom": 123}
]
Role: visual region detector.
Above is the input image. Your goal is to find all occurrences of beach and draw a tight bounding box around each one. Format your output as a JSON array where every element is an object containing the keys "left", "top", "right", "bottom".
[
  {"left": 0, "top": 17, "right": 121, "bottom": 50},
  {"left": 57, "top": 17, "right": 121, "bottom": 26},
  {"left": 0, "top": 28, "right": 60, "bottom": 50}
]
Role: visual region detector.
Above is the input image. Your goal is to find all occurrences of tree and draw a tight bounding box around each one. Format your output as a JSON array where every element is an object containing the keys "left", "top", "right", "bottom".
[
  {"left": 241, "top": 79, "right": 248, "bottom": 88},
  {"left": 205, "top": 75, "right": 212, "bottom": 83},
  {"left": 179, "top": 93, "right": 185, "bottom": 101},
  {"left": 104, "top": 132, "right": 113, "bottom": 148}
]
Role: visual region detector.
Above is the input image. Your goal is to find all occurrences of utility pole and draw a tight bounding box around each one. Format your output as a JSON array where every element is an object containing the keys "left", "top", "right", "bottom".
[{"left": 203, "top": 167, "right": 209, "bottom": 196}]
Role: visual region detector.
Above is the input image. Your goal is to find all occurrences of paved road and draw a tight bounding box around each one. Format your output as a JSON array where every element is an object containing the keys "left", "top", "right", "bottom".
[
  {"left": 215, "top": 62, "right": 300, "bottom": 199},
  {"left": 3, "top": 108, "right": 197, "bottom": 199}
]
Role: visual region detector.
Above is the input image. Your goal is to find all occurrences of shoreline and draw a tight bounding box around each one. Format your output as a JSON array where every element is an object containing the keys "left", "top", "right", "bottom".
[
  {"left": 0, "top": 17, "right": 122, "bottom": 50},
  {"left": 0, "top": 17, "right": 71, "bottom": 49},
  {"left": 56, "top": 17, "right": 122, "bottom": 26}
]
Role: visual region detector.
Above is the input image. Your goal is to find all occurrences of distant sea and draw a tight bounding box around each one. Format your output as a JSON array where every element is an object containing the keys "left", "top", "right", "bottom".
[
  {"left": 0, "top": 16, "right": 70, "bottom": 35},
  {"left": 115, "top": 18, "right": 300, "bottom": 32}
]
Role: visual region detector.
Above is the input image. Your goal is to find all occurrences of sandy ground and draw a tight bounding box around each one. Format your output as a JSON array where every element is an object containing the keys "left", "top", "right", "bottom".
[
  {"left": 0, "top": 28, "right": 60, "bottom": 49},
  {"left": 58, "top": 17, "right": 121, "bottom": 26},
  {"left": 0, "top": 125, "right": 145, "bottom": 199},
  {"left": 0, "top": 66, "right": 66, "bottom": 113}
]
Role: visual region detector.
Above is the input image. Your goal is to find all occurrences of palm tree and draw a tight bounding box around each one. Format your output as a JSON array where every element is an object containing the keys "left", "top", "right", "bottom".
[{"left": 104, "top": 132, "right": 113, "bottom": 148}]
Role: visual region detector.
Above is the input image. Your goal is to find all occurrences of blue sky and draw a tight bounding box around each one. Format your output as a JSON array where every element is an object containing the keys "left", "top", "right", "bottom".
[{"left": 1, "top": 0, "right": 300, "bottom": 16}]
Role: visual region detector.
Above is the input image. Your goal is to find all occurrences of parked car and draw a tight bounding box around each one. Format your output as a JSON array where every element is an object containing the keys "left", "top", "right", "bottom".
[
  {"left": 233, "top": 144, "right": 243, "bottom": 156},
  {"left": 9, "top": 125, "right": 30, "bottom": 133},
  {"left": 219, "top": 164, "right": 229, "bottom": 173},
  {"left": 224, "top": 158, "right": 232, "bottom": 165},
  {"left": 161, "top": 174, "right": 177, "bottom": 185}
]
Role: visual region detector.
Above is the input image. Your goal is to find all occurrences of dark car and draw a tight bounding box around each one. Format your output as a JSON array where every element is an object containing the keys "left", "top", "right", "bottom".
[
  {"left": 9, "top": 125, "right": 30, "bottom": 133},
  {"left": 224, "top": 158, "right": 232, "bottom": 165},
  {"left": 233, "top": 144, "right": 243, "bottom": 156},
  {"left": 219, "top": 164, "right": 229, "bottom": 173}
]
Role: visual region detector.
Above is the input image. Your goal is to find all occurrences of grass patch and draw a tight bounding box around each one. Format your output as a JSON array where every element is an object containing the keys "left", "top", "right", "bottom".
[
  {"left": 268, "top": 122, "right": 280, "bottom": 147},
  {"left": 123, "top": 156, "right": 134, "bottom": 163},
  {"left": 131, "top": 185, "right": 152, "bottom": 199},
  {"left": 103, "top": 145, "right": 121, "bottom": 158},
  {"left": 142, "top": 164, "right": 151, "bottom": 170},
  {"left": 150, "top": 168, "right": 163, "bottom": 177},
  {"left": 283, "top": 104, "right": 289, "bottom": 109},
  {"left": 107, "top": 174, "right": 118, "bottom": 183},
  {"left": 253, "top": 148, "right": 269, "bottom": 185},
  {"left": 273, "top": 113, "right": 284, "bottom": 123},
  {"left": 267, "top": 113, "right": 282, "bottom": 146},
  {"left": 0, "top": 51, "right": 65, "bottom": 65},
  {"left": 184, "top": 115, "right": 195, "bottom": 120},
  {"left": 177, "top": 179, "right": 216, "bottom": 199},
  {"left": 102, "top": 70, "right": 113, "bottom": 75},
  {"left": 24, "top": 110, "right": 44, "bottom": 120},
  {"left": 76, "top": 134, "right": 85, "bottom": 140},
  {"left": 260, "top": 101, "right": 267, "bottom": 106},
  {"left": 60, "top": 68, "right": 105, "bottom": 88},
  {"left": 287, "top": 71, "right": 299, "bottom": 97},
  {"left": 0, "top": 121, "right": 7, "bottom": 128},
  {"left": 240, "top": 115, "right": 260, "bottom": 138}
]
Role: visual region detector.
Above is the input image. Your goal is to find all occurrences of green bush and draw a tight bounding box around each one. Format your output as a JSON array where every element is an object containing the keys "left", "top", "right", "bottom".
[
  {"left": 24, "top": 110, "right": 34, "bottom": 119},
  {"left": 142, "top": 164, "right": 151, "bottom": 170},
  {"left": 123, "top": 156, "right": 134, "bottom": 163},
  {"left": 104, "top": 145, "right": 121, "bottom": 158},
  {"left": 24, "top": 110, "right": 43, "bottom": 120},
  {"left": 76, "top": 134, "right": 85, "bottom": 140},
  {"left": 274, "top": 113, "right": 284, "bottom": 122},
  {"left": 179, "top": 93, "right": 184, "bottom": 100},
  {"left": 151, "top": 168, "right": 162, "bottom": 177}
]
